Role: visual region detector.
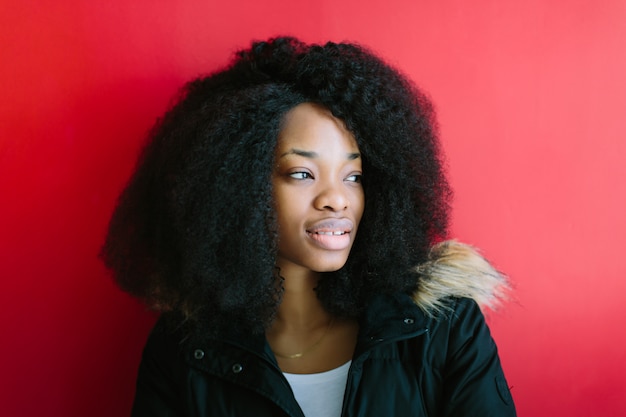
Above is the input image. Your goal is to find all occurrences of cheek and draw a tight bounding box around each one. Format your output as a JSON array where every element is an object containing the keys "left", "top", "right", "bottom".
[
  {"left": 354, "top": 190, "right": 365, "bottom": 221},
  {"left": 275, "top": 191, "right": 301, "bottom": 233}
]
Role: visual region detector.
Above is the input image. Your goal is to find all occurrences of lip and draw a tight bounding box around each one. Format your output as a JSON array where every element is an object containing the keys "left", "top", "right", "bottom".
[{"left": 306, "top": 218, "right": 354, "bottom": 251}]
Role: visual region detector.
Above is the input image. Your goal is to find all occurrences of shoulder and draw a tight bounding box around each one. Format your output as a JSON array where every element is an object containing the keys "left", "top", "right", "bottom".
[
  {"left": 406, "top": 295, "right": 492, "bottom": 349},
  {"left": 424, "top": 297, "right": 494, "bottom": 349},
  {"left": 416, "top": 297, "right": 516, "bottom": 415},
  {"left": 140, "top": 313, "right": 192, "bottom": 368},
  {"left": 360, "top": 291, "right": 485, "bottom": 349},
  {"left": 132, "top": 314, "right": 191, "bottom": 415}
]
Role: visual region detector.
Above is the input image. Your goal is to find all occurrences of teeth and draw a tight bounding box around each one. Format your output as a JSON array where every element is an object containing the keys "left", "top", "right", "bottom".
[{"left": 315, "top": 231, "right": 345, "bottom": 235}]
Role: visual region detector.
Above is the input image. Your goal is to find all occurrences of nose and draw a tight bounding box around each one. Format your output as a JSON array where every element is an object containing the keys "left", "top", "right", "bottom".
[{"left": 314, "top": 181, "right": 349, "bottom": 212}]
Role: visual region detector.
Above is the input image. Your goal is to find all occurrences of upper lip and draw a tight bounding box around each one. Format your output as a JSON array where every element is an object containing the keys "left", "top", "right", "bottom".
[{"left": 306, "top": 218, "right": 354, "bottom": 234}]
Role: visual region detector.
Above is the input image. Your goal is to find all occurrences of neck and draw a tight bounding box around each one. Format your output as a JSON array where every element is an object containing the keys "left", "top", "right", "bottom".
[
  {"left": 274, "top": 265, "right": 329, "bottom": 329},
  {"left": 267, "top": 262, "right": 359, "bottom": 373}
]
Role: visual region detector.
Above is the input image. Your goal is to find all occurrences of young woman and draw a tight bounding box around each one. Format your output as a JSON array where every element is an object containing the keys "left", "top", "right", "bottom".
[{"left": 101, "top": 37, "right": 516, "bottom": 416}]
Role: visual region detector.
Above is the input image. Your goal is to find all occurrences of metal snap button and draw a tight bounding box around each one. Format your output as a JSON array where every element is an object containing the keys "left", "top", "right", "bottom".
[
  {"left": 403, "top": 318, "right": 415, "bottom": 324},
  {"left": 232, "top": 363, "right": 243, "bottom": 373},
  {"left": 194, "top": 349, "right": 205, "bottom": 360}
]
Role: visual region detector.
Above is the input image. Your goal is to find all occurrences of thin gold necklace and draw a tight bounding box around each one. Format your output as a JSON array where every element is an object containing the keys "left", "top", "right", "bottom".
[{"left": 272, "top": 317, "right": 335, "bottom": 359}]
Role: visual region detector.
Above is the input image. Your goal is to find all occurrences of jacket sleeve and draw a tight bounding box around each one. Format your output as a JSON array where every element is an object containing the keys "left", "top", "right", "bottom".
[
  {"left": 441, "top": 298, "right": 517, "bottom": 417},
  {"left": 131, "top": 320, "right": 184, "bottom": 417}
]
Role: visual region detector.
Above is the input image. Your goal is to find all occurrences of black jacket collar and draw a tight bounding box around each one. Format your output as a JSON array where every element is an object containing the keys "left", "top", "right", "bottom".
[{"left": 196, "top": 292, "right": 431, "bottom": 364}]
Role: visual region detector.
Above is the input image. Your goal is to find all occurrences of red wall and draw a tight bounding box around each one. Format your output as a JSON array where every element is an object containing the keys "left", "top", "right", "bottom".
[{"left": 2, "top": 1, "right": 625, "bottom": 415}]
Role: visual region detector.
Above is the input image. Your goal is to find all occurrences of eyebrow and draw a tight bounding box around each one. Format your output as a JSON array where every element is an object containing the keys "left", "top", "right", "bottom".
[{"left": 279, "top": 148, "right": 361, "bottom": 160}]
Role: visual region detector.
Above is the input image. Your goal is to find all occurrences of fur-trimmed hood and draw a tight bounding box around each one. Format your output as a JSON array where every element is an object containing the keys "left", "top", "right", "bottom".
[{"left": 412, "top": 240, "right": 510, "bottom": 315}]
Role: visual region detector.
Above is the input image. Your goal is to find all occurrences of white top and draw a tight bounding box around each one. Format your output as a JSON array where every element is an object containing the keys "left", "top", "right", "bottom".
[{"left": 283, "top": 361, "right": 352, "bottom": 417}]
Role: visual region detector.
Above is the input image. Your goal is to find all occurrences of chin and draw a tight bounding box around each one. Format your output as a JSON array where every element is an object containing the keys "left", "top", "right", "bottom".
[
  {"left": 313, "top": 265, "right": 345, "bottom": 273},
  {"left": 277, "top": 249, "right": 351, "bottom": 275},
  {"left": 311, "top": 257, "right": 350, "bottom": 272}
]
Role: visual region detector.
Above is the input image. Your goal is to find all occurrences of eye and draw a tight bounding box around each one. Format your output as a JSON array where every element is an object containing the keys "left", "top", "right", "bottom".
[
  {"left": 345, "top": 173, "right": 362, "bottom": 183},
  {"left": 289, "top": 171, "right": 314, "bottom": 180}
]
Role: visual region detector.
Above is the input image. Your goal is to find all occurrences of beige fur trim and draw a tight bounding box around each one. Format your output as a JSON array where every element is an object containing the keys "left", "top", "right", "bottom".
[{"left": 412, "top": 240, "right": 510, "bottom": 316}]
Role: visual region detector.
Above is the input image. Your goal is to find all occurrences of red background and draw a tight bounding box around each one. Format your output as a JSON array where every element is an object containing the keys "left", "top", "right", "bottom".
[{"left": 1, "top": 1, "right": 625, "bottom": 416}]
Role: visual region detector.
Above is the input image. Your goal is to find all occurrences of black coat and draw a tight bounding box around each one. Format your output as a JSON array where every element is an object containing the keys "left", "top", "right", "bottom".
[{"left": 131, "top": 294, "right": 516, "bottom": 416}]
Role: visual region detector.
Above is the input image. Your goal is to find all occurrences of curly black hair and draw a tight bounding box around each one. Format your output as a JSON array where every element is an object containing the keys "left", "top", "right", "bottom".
[{"left": 100, "top": 37, "right": 451, "bottom": 335}]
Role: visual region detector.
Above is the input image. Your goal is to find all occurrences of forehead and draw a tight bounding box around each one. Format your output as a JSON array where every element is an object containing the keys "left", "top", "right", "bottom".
[{"left": 276, "top": 103, "right": 359, "bottom": 152}]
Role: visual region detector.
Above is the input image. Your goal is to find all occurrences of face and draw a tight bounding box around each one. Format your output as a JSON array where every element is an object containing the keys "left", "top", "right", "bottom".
[{"left": 272, "top": 103, "right": 364, "bottom": 277}]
